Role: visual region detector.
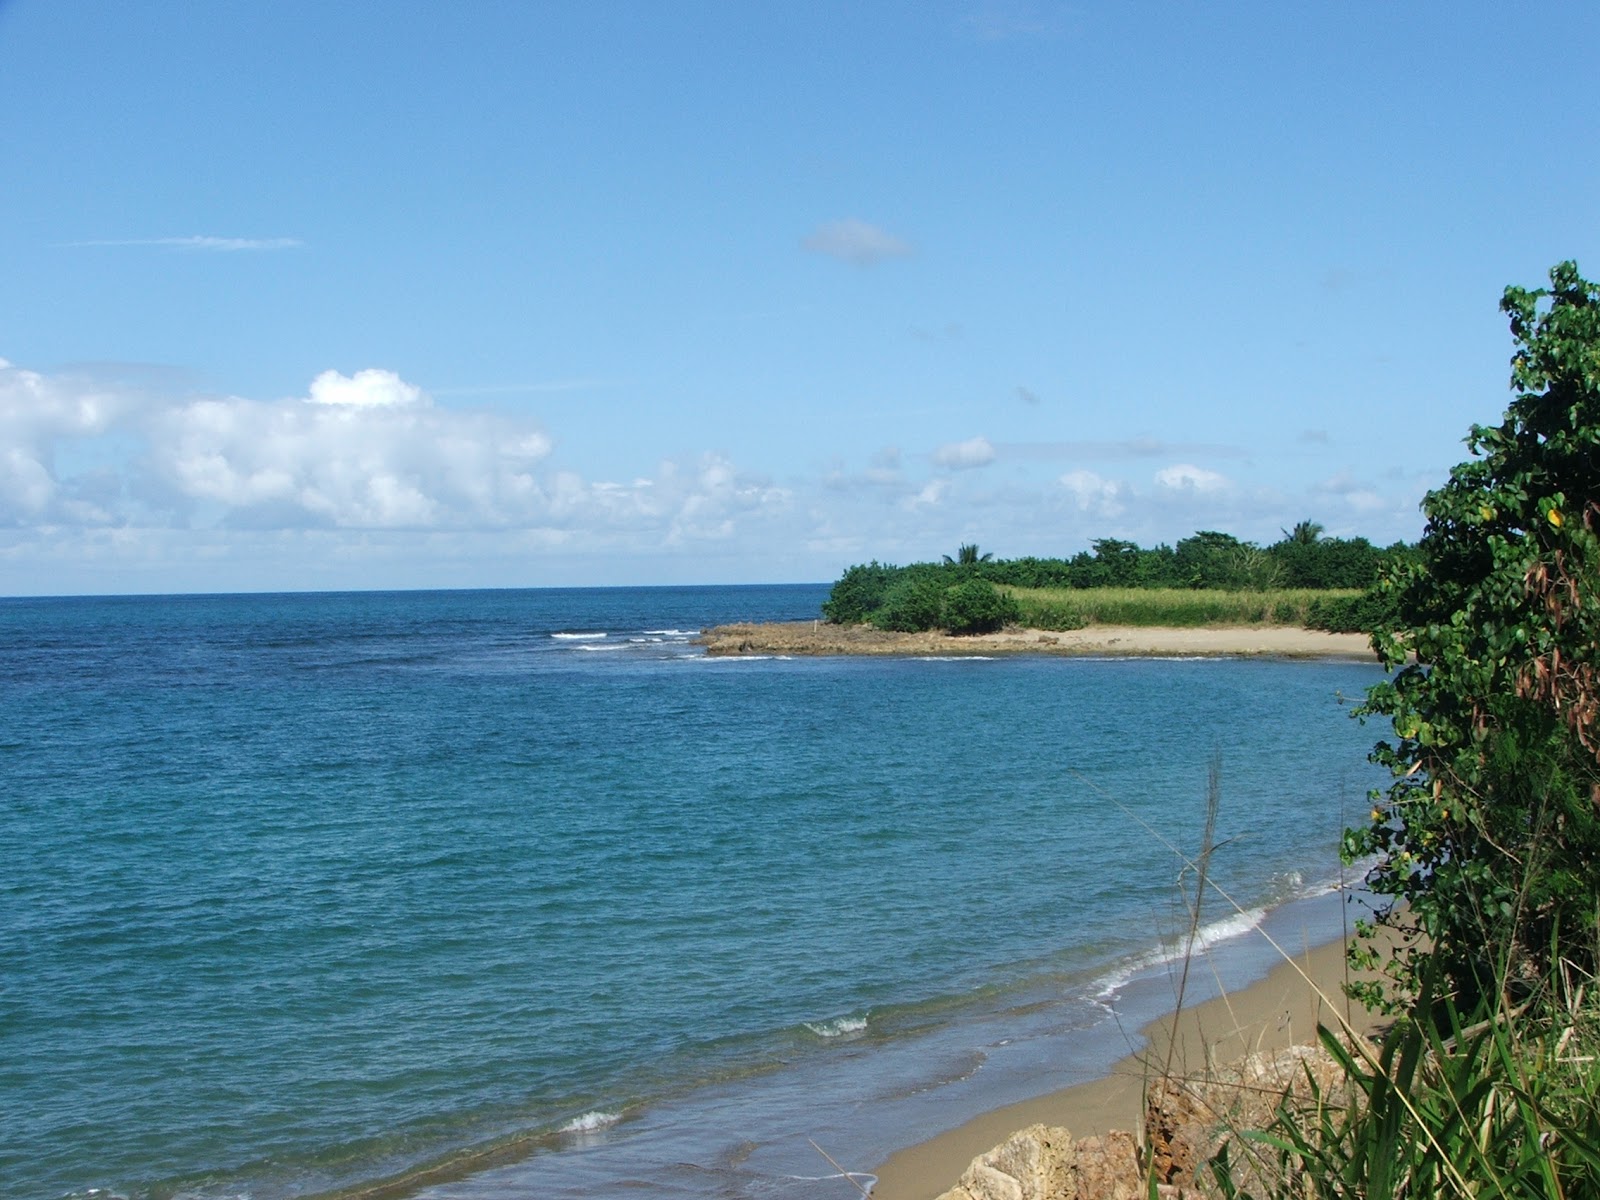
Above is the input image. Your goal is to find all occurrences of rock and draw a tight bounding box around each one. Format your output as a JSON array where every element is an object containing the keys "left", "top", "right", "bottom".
[
  {"left": 936, "top": 1124, "right": 1075, "bottom": 1200},
  {"left": 934, "top": 1123, "right": 1148, "bottom": 1200}
]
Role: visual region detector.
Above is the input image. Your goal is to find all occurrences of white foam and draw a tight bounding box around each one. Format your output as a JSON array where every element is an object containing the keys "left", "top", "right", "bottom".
[
  {"left": 642, "top": 629, "right": 695, "bottom": 637},
  {"left": 560, "top": 1109, "right": 621, "bottom": 1133},
  {"left": 914, "top": 655, "right": 996, "bottom": 662},
  {"left": 1092, "top": 906, "right": 1268, "bottom": 1000},
  {"left": 576, "top": 642, "right": 627, "bottom": 652},
  {"left": 551, "top": 631, "right": 607, "bottom": 640},
  {"left": 804, "top": 1015, "right": 869, "bottom": 1038}
]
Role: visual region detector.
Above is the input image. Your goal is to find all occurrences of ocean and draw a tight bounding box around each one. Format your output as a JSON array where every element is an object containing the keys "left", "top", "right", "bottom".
[{"left": 1, "top": 585, "right": 1388, "bottom": 1200}]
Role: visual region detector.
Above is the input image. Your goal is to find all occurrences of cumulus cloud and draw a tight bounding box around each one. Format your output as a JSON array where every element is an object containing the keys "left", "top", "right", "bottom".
[
  {"left": 149, "top": 382, "right": 551, "bottom": 528},
  {"left": 0, "top": 358, "right": 798, "bottom": 551},
  {"left": 1154, "top": 463, "right": 1231, "bottom": 493},
  {"left": 802, "top": 218, "right": 913, "bottom": 266},
  {"left": 932, "top": 435, "right": 997, "bottom": 470},
  {"left": 306, "top": 368, "right": 426, "bottom": 409},
  {"left": 1059, "top": 469, "right": 1129, "bottom": 517},
  {"left": 0, "top": 358, "right": 128, "bottom": 524},
  {"left": 67, "top": 235, "right": 303, "bottom": 252}
]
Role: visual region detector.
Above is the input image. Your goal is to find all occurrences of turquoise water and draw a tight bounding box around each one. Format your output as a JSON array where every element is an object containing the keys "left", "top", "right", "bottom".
[{"left": 1, "top": 586, "right": 1387, "bottom": 1199}]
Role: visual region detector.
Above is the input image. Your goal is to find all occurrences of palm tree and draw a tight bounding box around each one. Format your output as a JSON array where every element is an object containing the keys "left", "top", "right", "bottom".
[
  {"left": 942, "top": 543, "right": 993, "bottom": 566},
  {"left": 1281, "top": 520, "right": 1325, "bottom": 545}
]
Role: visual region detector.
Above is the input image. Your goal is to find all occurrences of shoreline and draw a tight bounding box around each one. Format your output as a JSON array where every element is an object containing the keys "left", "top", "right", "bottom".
[
  {"left": 697, "top": 621, "right": 1378, "bottom": 660},
  {"left": 868, "top": 927, "right": 1385, "bottom": 1200}
]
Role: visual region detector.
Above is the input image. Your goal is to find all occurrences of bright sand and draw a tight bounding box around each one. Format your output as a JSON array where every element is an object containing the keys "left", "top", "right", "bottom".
[{"left": 870, "top": 933, "right": 1386, "bottom": 1200}]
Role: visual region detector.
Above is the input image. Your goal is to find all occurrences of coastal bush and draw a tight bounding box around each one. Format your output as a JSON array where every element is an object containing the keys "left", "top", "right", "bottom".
[
  {"left": 942, "top": 578, "right": 1019, "bottom": 635},
  {"left": 1303, "top": 589, "right": 1396, "bottom": 634},
  {"left": 1345, "top": 261, "right": 1600, "bottom": 1012},
  {"left": 821, "top": 561, "right": 901, "bottom": 624},
  {"left": 870, "top": 574, "right": 947, "bottom": 632}
]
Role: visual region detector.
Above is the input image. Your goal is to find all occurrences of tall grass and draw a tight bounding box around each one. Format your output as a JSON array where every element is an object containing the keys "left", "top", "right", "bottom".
[
  {"left": 1009, "top": 587, "right": 1360, "bottom": 630},
  {"left": 1204, "top": 974, "right": 1600, "bottom": 1199}
]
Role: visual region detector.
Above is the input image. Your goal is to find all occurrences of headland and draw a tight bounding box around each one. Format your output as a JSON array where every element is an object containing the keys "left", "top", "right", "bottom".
[{"left": 698, "top": 621, "right": 1378, "bottom": 660}]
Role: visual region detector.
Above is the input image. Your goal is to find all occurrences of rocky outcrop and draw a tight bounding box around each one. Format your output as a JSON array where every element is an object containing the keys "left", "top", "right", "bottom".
[
  {"left": 933, "top": 1124, "right": 1143, "bottom": 1200},
  {"left": 934, "top": 1041, "right": 1357, "bottom": 1200}
]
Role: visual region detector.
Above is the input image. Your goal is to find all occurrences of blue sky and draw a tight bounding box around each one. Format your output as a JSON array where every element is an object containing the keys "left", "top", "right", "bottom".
[{"left": 2, "top": 1, "right": 1597, "bottom": 595}]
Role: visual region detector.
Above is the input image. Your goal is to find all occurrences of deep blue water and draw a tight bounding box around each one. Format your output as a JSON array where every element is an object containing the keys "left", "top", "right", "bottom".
[{"left": 0, "top": 586, "right": 1387, "bottom": 1200}]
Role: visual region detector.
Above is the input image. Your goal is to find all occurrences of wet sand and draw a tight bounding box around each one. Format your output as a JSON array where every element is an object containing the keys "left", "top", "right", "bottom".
[{"left": 698, "top": 622, "right": 1377, "bottom": 660}]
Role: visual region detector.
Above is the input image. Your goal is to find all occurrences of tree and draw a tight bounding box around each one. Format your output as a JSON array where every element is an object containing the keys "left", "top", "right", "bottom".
[
  {"left": 1281, "top": 519, "right": 1325, "bottom": 544},
  {"left": 942, "top": 543, "right": 993, "bottom": 567},
  {"left": 1346, "top": 262, "right": 1600, "bottom": 1010},
  {"left": 1174, "top": 531, "right": 1246, "bottom": 588},
  {"left": 821, "top": 561, "right": 900, "bottom": 624}
]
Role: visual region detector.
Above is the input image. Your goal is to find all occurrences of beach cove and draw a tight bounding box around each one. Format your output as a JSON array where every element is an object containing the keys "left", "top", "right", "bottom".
[{"left": 2, "top": 586, "right": 1388, "bottom": 1200}]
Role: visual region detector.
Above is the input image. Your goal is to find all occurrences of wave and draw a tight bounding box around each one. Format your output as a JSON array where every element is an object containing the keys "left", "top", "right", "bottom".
[
  {"left": 641, "top": 629, "right": 696, "bottom": 637},
  {"left": 1092, "top": 906, "right": 1269, "bottom": 1000},
  {"left": 550, "top": 631, "right": 607, "bottom": 641},
  {"left": 914, "top": 655, "right": 996, "bottom": 662},
  {"left": 559, "top": 1110, "right": 621, "bottom": 1134},
  {"left": 803, "top": 1014, "right": 868, "bottom": 1039},
  {"left": 576, "top": 643, "right": 627, "bottom": 652}
]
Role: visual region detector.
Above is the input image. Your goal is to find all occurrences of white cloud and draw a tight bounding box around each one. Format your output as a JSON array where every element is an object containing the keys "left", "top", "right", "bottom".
[
  {"left": 0, "top": 358, "right": 127, "bottom": 524},
  {"left": 67, "top": 235, "right": 303, "bottom": 252},
  {"left": 932, "top": 435, "right": 996, "bottom": 470},
  {"left": 306, "top": 368, "right": 426, "bottom": 409},
  {"left": 1059, "top": 469, "right": 1129, "bottom": 517},
  {"left": 149, "top": 375, "right": 556, "bottom": 528},
  {"left": 1154, "top": 463, "right": 1230, "bottom": 493},
  {"left": 0, "top": 358, "right": 800, "bottom": 550},
  {"left": 802, "top": 218, "right": 913, "bottom": 266},
  {"left": 0, "top": 354, "right": 1442, "bottom": 594}
]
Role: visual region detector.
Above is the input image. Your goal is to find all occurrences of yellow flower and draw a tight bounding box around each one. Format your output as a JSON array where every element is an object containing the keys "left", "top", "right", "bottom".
[
  {"left": 1370, "top": 806, "right": 1383, "bottom": 822},
  {"left": 1549, "top": 508, "right": 1565, "bottom": 528},
  {"left": 1480, "top": 505, "right": 1495, "bottom": 521}
]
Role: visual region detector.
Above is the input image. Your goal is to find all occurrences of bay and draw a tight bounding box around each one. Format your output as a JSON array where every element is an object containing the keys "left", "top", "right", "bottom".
[{"left": 0, "top": 585, "right": 1386, "bottom": 1199}]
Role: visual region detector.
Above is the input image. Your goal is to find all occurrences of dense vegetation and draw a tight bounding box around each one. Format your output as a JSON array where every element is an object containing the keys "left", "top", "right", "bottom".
[
  {"left": 822, "top": 529, "right": 1411, "bottom": 634},
  {"left": 1205, "top": 263, "right": 1600, "bottom": 1197}
]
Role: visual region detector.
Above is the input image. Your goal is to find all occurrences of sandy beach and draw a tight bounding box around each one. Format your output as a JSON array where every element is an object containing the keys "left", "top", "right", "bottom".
[
  {"left": 698, "top": 622, "right": 1377, "bottom": 661},
  {"left": 870, "top": 931, "right": 1385, "bottom": 1200}
]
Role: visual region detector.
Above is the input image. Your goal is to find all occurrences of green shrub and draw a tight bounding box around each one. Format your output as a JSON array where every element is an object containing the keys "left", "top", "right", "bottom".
[
  {"left": 943, "top": 579, "right": 1019, "bottom": 635},
  {"left": 1304, "top": 589, "right": 1396, "bottom": 634},
  {"left": 870, "top": 575, "right": 946, "bottom": 632},
  {"left": 821, "top": 561, "right": 900, "bottom": 624}
]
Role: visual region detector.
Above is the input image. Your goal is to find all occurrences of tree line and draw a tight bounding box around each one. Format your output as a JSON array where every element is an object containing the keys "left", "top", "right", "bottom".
[{"left": 822, "top": 526, "right": 1415, "bottom": 631}]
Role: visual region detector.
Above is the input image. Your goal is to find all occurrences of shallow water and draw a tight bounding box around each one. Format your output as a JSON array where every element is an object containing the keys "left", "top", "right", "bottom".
[{"left": 0, "top": 586, "right": 1387, "bottom": 1199}]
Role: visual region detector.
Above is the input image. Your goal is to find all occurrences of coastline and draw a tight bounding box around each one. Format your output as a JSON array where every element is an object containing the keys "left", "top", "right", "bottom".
[
  {"left": 697, "top": 621, "right": 1377, "bottom": 660},
  {"left": 869, "top": 929, "right": 1385, "bottom": 1200}
]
